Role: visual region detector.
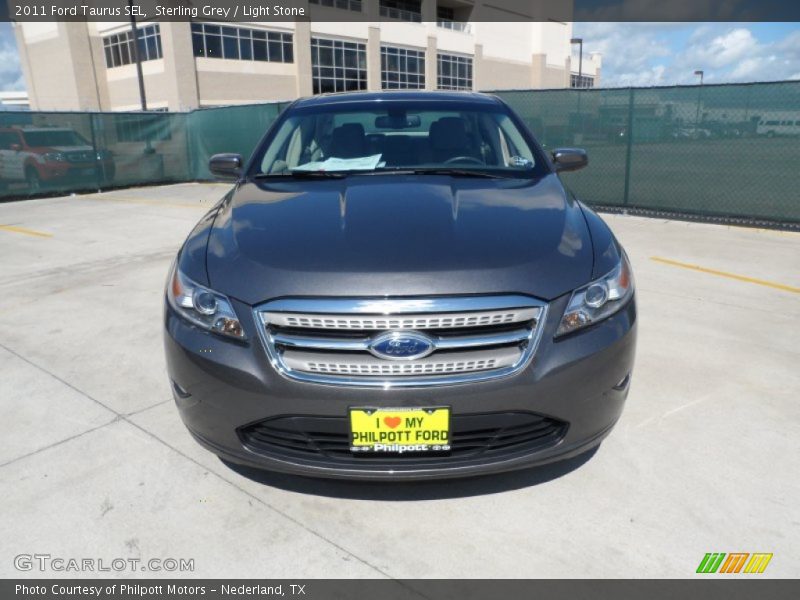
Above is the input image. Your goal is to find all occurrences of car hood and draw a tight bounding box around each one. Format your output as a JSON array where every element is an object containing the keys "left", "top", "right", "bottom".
[
  {"left": 205, "top": 173, "right": 593, "bottom": 304},
  {"left": 34, "top": 145, "right": 94, "bottom": 153}
]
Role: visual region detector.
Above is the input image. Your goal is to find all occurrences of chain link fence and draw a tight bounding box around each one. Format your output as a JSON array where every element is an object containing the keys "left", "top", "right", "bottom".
[
  {"left": 496, "top": 81, "right": 800, "bottom": 224},
  {"left": 0, "top": 103, "right": 286, "bottom": 199},
  {"left": 1, "top": 81, "right": 798, "bottom": 224}
]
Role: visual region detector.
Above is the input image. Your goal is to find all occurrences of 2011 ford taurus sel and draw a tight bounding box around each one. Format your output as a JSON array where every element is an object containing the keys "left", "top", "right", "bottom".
[{"left": 164, "top": 91, "right": 637, "bottom": 480}]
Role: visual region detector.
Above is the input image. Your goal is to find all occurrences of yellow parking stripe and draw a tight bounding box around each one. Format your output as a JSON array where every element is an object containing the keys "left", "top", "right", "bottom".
[
  {"left": 724, "top": 224, "right": 800, "bottom": 237},
  {"left": 0, "top": 224, "right": 52, "bottom": 238},
  {"left": 651, "top": 256, "right": 800, "bottom": 294}
]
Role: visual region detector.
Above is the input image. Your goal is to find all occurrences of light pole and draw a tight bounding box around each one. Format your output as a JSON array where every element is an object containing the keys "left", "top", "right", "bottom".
[
  {"left": 694, "top": 69, "right": 704, "bottom": 85},
  {"left": 570, "top": 38, "right": 583, "bottom": 88},
  {"left": 694, "top": 69, "right": 704, "bottom": 129},
  {"left": 128, "top": 0, "right": 147, "bottom": 111},
  {"left": 570, "top": 38, "right": 585, "bottom": 144}
]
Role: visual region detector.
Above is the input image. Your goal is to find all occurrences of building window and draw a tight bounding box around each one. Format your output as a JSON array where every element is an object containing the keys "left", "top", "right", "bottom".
[
  {"left": 436, "top": 6, "right": 470, "bottom": 32},
  {"left": 379, "top": 0, "right": 422, "bottom": 22},
  {"left": 570, "top": 74, "right": 594, "bottom": 88},
  {"left": 114, "top": 113, "right": 172, "bottom": 142},
  {"left": 311, "top": 38, "right": 367, "bottom": 94},
  {"left": 437, "top": 53, "right": 472, "bottom": 91},
  {"left": 191, "top": 24, "right": 293, "bottom": 63},
  {"left": 309, "top": 0, "right": 362, "bottom": 11},
  {"left": 381, "top": 46, "right": 425, "bottom": 89},
  {"left": 103, "top": 25, "right": 162, "bottom": 69}
]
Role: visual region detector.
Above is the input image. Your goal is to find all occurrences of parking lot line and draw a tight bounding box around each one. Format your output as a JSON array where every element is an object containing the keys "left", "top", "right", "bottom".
[
  {"left": 79, "top": 195, "right": 209, "bottom": 210},
  {"left": 0, "top": 224, "right": 52, "bottom": 238},
  {"left": 724, "top": 224, "right": 800, "bottom": 237},
  {"left": 650, "top": 256, "right": 800, "bottom": 294},
  {"left": 0, "top": 339, "right": 390, "bottom": 578}
]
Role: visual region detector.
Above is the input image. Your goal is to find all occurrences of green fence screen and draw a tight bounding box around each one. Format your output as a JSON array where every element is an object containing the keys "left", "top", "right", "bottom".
[
  {"left": 1, "top": 81, "right": 798, "bottom": 224},
  {"left": 186, "top": 102, "right": 289, "bottom": 180},
  {"left": 496, "top": 81, "right": 800, "bottom": 223}
]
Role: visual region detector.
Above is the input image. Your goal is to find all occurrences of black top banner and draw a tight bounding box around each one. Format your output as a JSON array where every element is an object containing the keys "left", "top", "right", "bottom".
[{"left": 2, "top": 0, "right": 800, "bottom": 22}]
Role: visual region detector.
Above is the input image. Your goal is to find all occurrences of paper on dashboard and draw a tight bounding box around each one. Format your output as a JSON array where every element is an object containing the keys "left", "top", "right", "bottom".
[{"left": 293, "top": 154, "right": 384, "bottom": 172}]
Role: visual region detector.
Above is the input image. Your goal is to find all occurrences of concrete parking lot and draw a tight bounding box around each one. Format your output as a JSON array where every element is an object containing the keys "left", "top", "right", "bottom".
[{"left": 1, "top": 183, "right": 798, "bottom": 578}]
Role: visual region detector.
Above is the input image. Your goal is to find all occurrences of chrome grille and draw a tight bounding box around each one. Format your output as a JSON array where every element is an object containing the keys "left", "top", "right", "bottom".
[
  {"left": 66, "top": 151, "right": 94, "bottom": 163},
  {"left": 284, "top": 347, "right": 521, "bottom": 376},
  {"left": 254, "top": 295, "right": 547, "bottom": 387},
  {"left": 263, "top": 309, "right": 537, "bottom": 330}
]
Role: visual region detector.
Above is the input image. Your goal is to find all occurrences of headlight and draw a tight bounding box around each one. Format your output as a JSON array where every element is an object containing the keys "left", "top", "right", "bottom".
[
  {"left": 43, "top": 152, "right": 65, "bottom": 162},
  {"left": 166, "top": 262, "right": 245, "bottom": 339},
  {"left": 556, "top": 252, "right": 634, "bottom": 337}
]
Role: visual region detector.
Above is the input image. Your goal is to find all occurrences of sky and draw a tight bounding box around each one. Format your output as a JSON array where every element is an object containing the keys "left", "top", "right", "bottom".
[
  {"left": 0, "top": 23, "right": 24, "bottom": 92},
  {"left": 0, "top": 22, "right": 799, "bottom": 92},
  {"left": 571, "top": 22, "right": 800, "bottom": 86}
]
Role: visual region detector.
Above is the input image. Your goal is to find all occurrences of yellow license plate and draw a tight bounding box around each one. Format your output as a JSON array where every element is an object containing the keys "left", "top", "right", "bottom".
[{"left": 349, "top": 407, "right": 451, "bottom": 453}]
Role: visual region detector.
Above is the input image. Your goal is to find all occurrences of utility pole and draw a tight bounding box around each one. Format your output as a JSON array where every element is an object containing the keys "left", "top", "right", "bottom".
[
  {"left": 570, "top": 38, "right": 585, "bottom": 144},
  {"left": 570, "top": 38, "right": 584, "bottom": 87},
  {"left": 694, "top": 70, "right": 704, "bottom": 129},
  {"left": 694, "top": 69, "right": 704, "bottom": 86},
  {"left": 128, "top": 0, "right": 147, "bottom": 111}
]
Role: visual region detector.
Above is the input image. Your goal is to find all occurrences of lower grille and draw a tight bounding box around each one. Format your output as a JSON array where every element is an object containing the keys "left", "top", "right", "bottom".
[
  {"left": 239, "top": 412, "right": 568, "bottom": 464},
  {"left": 304, "top": 358, "right": 497, "bottom": 375},
  {"left": 284, "top": 346, "right": 520, "bottom": 376},
  {"left": 255, "top": 296, "right": 547, "bottom": 387}
]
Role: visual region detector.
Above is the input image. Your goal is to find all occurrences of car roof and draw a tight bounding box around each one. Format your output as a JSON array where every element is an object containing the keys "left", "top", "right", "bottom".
[{"left": 292, "top": 90, "right": 503, "bottom": 108}]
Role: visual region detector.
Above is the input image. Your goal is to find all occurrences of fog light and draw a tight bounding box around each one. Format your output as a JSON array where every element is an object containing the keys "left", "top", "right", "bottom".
[
  {"left": 613, "top": 373, "right": 631, "bottom": 390},
  {"left": 171, "top": 380, "right": 191, "bottom": 398}
]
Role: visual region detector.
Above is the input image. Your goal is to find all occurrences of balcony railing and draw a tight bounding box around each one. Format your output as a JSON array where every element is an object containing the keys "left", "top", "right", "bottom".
[
  {"left": 380, "top": 6, "right": 422, "bottom": 22},
  {"left": 437, "top": 19, "right": 471, "bottom": 33}
]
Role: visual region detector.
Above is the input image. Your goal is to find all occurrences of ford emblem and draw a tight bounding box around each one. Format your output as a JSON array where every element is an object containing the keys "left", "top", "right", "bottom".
[{"left": 368, "top": 331, "right": 435, "bottom": 361}]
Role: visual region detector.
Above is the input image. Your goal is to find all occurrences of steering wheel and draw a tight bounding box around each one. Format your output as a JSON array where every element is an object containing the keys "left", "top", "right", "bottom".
[{"left": 443, "top": 156, "right": 484, "bottom": 165}]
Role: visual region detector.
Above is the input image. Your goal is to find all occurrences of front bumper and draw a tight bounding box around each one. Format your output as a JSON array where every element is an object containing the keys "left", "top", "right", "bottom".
[
  {"left": 164, "top": 293, "right": 637, "bottom": 480},
  {"left": 38, "top": 161, "right": 114, "bottom": 182}
]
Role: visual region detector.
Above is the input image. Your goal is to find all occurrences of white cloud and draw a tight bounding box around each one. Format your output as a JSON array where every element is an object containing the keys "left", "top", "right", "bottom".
[
  {"left": 574, "top": 22, "right": 674, "bottom": 82},
  {"left": 614, "top": 65, "right": 666, "bottom": 87},
  {"left": 729, "top": 56, "right": 773, "bottom": 79},
  {"left": 576, "top": 23, "right": 800, "bottom": 87},
  {"left": 682, "top": 28, "right": 757, "bottom": 69}
]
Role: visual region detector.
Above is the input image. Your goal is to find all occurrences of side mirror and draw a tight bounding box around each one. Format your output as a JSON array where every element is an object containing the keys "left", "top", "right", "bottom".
[
  {"left": 552, "top": 148, "right": 588, "bottom": 172},
  {"left": 208, "top": 153, "right": 243, "bottom": 181},
  {"left": 10, "top": 143, "right": 21, "bottom": 152}
]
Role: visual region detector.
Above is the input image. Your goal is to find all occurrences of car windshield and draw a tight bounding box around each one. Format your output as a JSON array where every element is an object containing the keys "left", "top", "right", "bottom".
[
  {"left": 22, "top": 130, "right": 88, "bottom": 147},
  {"left": 252, "top": 102, "right": 543, "bottom": 177}
]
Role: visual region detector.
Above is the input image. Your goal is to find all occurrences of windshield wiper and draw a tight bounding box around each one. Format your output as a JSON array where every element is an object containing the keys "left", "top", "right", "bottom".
[
  {"left": 418, "top": 168, "right": 507, "bottom": 178},
  {"left": 252, "top": 171, "right": 349, "bottom": 179},
  {"left": 254, "top": 168, "right": 521, "bottom": 180},
  {"left": 373, "top": 168, "right": 509, "bottom": 179}
]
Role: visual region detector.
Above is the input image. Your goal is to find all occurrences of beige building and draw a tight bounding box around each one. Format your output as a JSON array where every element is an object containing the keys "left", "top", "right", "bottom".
[{"left": 14, "top": 0, "right": 601, "bottom": 112}]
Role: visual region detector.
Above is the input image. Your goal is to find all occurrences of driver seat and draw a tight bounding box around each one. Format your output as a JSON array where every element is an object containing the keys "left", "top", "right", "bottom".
[
  {"left": 428, "top": 117, "right": 474, "bottom": 163},
  {"left": 330, "top": 123, "right": 367, "bottom": 159}
]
